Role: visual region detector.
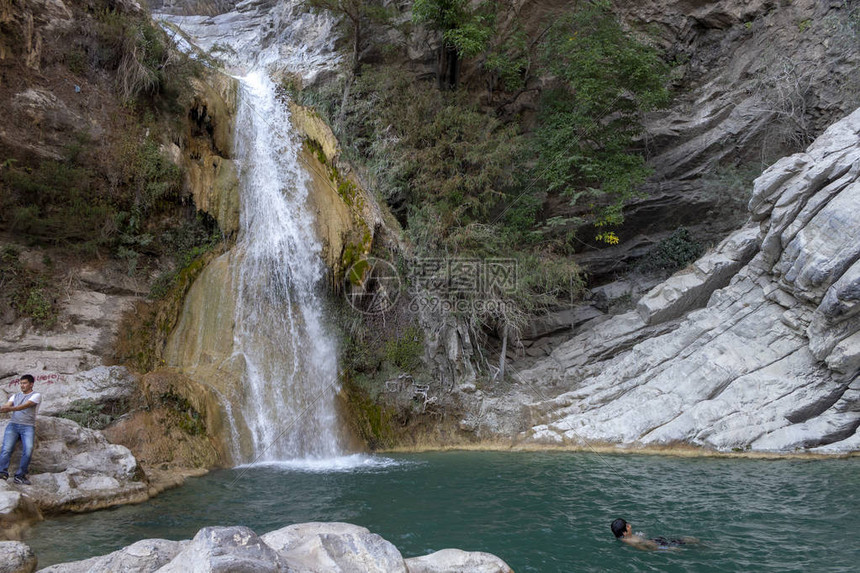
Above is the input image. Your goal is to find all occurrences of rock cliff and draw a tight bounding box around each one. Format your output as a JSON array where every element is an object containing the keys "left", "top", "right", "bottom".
[
  {"left": 515, "top": 107, "right": 860, "bottom": 453},
  {"left": 579, "top": 0, "right": 860, "bottom": 279}
]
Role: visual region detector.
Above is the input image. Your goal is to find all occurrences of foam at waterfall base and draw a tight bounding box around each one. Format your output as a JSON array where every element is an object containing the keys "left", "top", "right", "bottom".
[{"left": 235, "top": 454, "right": 407, "bottom": 473}]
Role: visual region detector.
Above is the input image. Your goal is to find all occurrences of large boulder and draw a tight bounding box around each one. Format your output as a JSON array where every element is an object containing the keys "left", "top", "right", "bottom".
[
  {"left": 39, "top": 539, "right": 187, "bottom": 573},
  {"left": 0, "top": 417, "right": 147, "bottom": 514},
  {"left": 157, "top": 526, "right": 285, "bottom": 573},
  {"left": 0, "top": 485, "right": 41, "bottom": 541},
  {"left": 260, "top": 522, "right": 406, "bottom": 573},
  {"left": 636, "top": 225, "right": 760, "bottom": 326},
  {"left": 0, "top": 541, "right": 37, "bottom": 573},
  {"left": 0, "top": 366, "right": 136, "bottom": 417}
]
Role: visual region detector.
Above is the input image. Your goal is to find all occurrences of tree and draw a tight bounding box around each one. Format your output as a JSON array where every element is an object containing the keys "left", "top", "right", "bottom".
[
  {"left": 532, "top": 0, "right": 670, "bottom": 231},
  {"left": 303, "top": 0, "right": 390, "bottom": 74},
  {"left": 412, "top": 0, "right": 492, "bottom": 89}
]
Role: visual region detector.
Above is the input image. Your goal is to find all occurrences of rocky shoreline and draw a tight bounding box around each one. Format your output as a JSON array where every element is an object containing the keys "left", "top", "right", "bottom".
[
  {"left": 1, "top": 522, "right": 512, "bottom": 573},
  {"left": 380, "top": 441, "right": 860, "bottom": 459}
]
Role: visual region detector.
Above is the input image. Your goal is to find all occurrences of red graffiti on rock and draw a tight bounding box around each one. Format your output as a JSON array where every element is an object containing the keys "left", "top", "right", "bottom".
[{"left": 8, "top": 373, "right": 64, "bottom": 387}]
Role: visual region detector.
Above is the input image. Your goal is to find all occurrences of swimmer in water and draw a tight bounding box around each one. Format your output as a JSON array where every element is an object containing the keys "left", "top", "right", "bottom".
[{"left": 610, "top": 518, "right": 697, "bottom": 550}]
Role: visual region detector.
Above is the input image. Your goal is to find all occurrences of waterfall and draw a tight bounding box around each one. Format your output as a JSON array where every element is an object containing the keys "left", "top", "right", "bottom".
[
  {"left": 232, "top": 70, "right": 342, "bottom": 460},
  {"left": 159, "top": 2, "right": 346, "bottom": 462}
]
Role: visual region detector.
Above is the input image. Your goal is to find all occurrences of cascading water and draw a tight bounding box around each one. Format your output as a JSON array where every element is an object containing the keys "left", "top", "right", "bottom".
[
  {"left": 231, "top": 70, "right": 342, "bottom": 460},
  {"left": 159, "top": 2, "right": 348, "bottom": 462}
]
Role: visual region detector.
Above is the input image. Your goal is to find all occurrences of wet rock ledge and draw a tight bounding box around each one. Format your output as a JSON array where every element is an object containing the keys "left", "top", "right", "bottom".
[{"left": 9, "top": 522, "right": 512, "bottom": 573}]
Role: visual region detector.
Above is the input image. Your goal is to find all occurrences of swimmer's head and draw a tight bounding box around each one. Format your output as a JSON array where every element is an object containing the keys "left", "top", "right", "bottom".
[{"left": 611, "top": 518, "right": 629, "bottom": 538}]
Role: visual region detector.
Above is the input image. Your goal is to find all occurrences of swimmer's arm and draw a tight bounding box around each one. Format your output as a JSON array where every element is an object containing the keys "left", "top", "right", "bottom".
[
  {"left": 679, "top": 536, "right": 700, "bottom": 544},
  {"left": 623, "top": 536, "right": 660, "bottom": 551}
]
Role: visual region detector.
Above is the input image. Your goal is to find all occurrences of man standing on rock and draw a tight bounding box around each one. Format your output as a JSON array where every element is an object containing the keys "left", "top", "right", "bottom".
[{"left": 0, "top": 374, "right": 41, "bottom": 485}]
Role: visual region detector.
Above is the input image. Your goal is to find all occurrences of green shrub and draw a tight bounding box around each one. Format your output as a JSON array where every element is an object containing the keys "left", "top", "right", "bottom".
[
  {"left": 94, "top": 6, "right": 174, "bottom": 102},
  {"left": 637, "top": 227, "right": 704, "bottom": 273},
  {"left": 332, "top": 66, "right": 523, "bottom": 239},
  {"left": 65, "top": 49, "right": 88, "bottom": 75},
  {"left": 149, "top": 213, "right": 222, "bottom": 299},
  {"left": 160, "top": 391, "right": 206, "bottom": 436},
  {"left": 0, "top": 248, "right": 60, "bottom": 328},
  {"left": 383, "top": 326, "right": 425, "bottom": 372},
  {"left": 1, "top": 127, "right": 183, "bottom": 262},
  {"left": 56, "top": 398, "right": 129, "bottom": 430},
  {"left": 20, "top": 285, "right": 56, "bottom": 328}
]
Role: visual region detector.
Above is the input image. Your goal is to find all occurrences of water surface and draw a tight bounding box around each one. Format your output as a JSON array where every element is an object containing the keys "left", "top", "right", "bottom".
[{"left": 25, "top": 451, "right": 859, "bottom": 571}]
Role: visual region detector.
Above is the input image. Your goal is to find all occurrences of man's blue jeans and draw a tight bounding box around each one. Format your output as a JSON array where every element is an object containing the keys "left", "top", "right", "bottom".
[{"left": 0, "top": 423, "right": 35, "bottom": 477}]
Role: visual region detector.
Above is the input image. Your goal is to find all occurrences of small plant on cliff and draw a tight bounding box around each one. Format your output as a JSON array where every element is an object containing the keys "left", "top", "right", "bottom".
[
  {"left": 384, "top": 325, "right": 425, "bottom": 373},
  {"left": 57, "top": 398, "right": 130, "bottom": 430},
  {"left": 149, "top": 213, "right": 222, "bottom": 299},
  {"left": 94, "top": 5, "right": 179, "bottom": 102},
  {"left": 0, "top": 247, "right": 61, "bottom": 328},
  {"left": 160, "top": 391, "right": 206, "bottom": 436},
  {"left": 637, "top": 227, "right": 704, "bottom": 273}
]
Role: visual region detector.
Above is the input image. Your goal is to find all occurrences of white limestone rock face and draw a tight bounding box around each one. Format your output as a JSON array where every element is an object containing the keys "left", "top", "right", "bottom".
[
  {"left": 637, "top": 225, "right": 760, "bottom": 326},
  {"left": 0, "top": 366, "right": 136, "bottom": 416},
  {"left": 520, "top": 108, "right": 860, "bottom": 453},
  {"left": 261, "top": 522, "right": 407, "bottom": 573},
  {"left": 0, "top": 259, "right": 142, "bottom": 385},
  {"left": 38, "top": 539, "right": 187, "bottom": 573},
  {"left": 404, "top": 548, "right": 514, "bottom": 573}
]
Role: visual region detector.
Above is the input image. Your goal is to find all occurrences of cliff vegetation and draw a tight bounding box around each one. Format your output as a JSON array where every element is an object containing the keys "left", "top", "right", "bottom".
[{"left": 0, "top": 0, "right": 223, "bottom": 328}]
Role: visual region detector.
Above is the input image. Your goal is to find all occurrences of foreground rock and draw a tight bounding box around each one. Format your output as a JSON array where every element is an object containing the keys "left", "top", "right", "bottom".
[
  {"left": 0, "top": 541, "right": 37, "bottom": 573},
  {"left": 518, "top": 107, "right": 860, "bottom": 453},
  {"left": 0, "top": 485, "right": 42, "bottom": 541},
  {"left": 405, "top": 548, "right": 513, "bottom": 573},
  {"left": 40, "top": 522, "right": 513, "bottom": 573},
  {"left": 261, "top": 522, "right": 405, "bottom": 573},
  {"left": 38, "top": 539, "right": 186, "bottom": 573}
]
